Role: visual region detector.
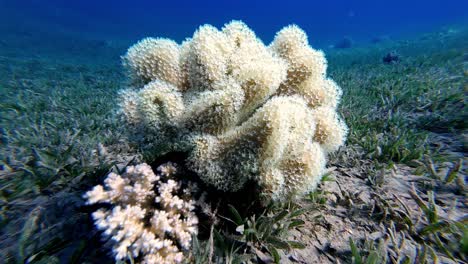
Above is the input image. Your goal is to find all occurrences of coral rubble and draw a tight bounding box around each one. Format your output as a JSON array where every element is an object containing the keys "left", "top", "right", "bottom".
[{"left": 119, "top": 21, "right": 348, "bottom": 201}]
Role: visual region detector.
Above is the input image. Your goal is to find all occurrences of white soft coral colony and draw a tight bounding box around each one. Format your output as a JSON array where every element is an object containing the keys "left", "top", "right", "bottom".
[
  {"left": 84, "top": 163, "right": 198, "bottom": 264},
  {"left": 120, "top": 21, "right": 348, "bottom": 201}
]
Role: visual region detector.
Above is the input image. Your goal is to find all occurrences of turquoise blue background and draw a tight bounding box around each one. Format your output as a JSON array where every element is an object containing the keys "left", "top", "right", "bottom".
[{"left": 1, "top": 0, "right": 467, "bottom": 47}]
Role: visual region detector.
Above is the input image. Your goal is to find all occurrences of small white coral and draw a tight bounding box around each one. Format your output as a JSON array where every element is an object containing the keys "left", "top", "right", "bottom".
[{"left": 84, "top": 163, "right": 198, "bottom": 264}]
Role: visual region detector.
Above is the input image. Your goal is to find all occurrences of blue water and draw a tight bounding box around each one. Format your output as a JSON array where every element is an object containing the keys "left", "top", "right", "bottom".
[{"left": 1, "top": 0, "right": 467, "bottom": 48}]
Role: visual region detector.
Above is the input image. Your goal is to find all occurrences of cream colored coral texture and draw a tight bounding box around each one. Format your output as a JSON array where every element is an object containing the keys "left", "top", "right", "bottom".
[
  {"left": 120, "top": 20, "right": 348, "bottom": 201},
  {"left": 83, "top": 163, "right": 198, "bottom": 264}
]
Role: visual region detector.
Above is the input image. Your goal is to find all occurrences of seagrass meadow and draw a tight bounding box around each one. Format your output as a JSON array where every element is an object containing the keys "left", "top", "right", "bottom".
[{"left": 0, "top": 25, "right": 466, "bottom": 263}]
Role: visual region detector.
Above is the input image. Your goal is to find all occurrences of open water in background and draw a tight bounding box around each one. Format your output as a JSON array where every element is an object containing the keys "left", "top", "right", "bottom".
[{"left": 0, "top": 0, "right": 467, "bottom": 52}]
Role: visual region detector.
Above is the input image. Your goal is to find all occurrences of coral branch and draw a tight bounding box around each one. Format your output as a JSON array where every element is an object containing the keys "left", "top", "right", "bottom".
[{"left": 84, "top": 163, "right": 198, "bottom": 264}]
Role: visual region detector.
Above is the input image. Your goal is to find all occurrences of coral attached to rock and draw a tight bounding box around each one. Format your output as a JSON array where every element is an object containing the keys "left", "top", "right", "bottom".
[
  {"left": 84, "top": 163, "right": 198, "bottom": 264},
  {"left": 119, "top": 21, "right": 348, "bottom": 201}
]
